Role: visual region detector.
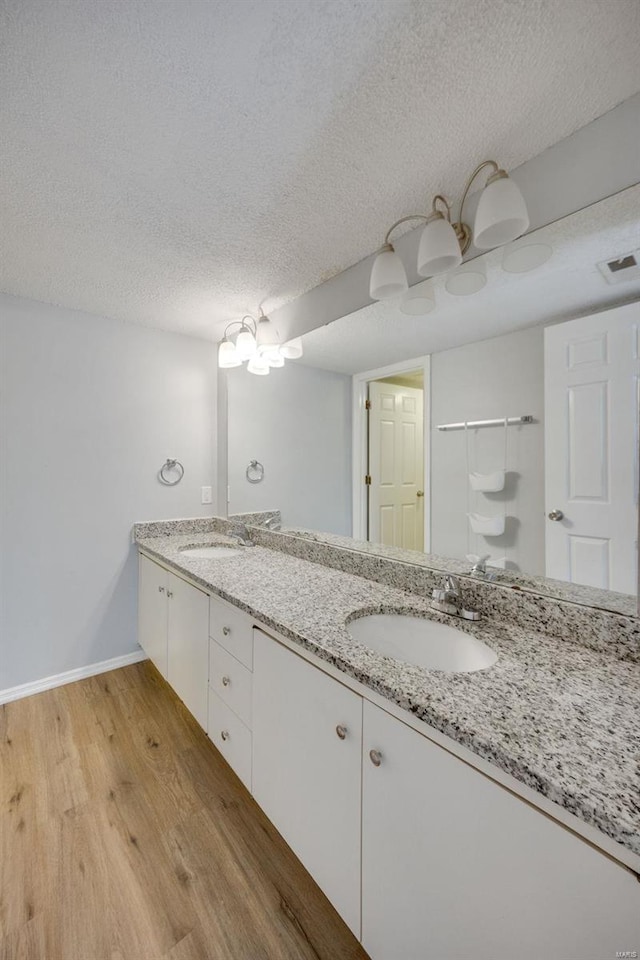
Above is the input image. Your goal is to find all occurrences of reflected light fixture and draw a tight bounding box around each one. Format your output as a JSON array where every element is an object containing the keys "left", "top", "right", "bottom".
[
  {"left": 502, "top": 242, "right": 553, "bottom": 274},
  {"left": 399, "top": 279, "right": 436, "bottom": 316},
  {"left": 370, "top": 160, "right": 529, "bottom": 301},
  {"left": 217, "top": 312, "right": 304, "bottom": 375},
  {"left": 445, "top": 261, "right": 487, "bottom": 297}
]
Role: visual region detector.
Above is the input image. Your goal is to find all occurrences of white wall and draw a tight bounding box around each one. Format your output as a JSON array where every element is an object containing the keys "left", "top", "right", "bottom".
[
  {"left": 430, "top": 327, "right": 545, "bottom": 574},
  {"left": 227, "top": 362, "right": 351, "bottom": 535},
  {"left": 0, "top": 294, "right": 217, "bottom": 691}
]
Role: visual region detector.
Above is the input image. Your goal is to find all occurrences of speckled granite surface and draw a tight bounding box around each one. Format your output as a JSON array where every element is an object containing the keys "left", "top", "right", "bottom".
[
  {"left": 135, "top": 529, "right": 640, "bottom": 861},
  {"left": 248, "top": 527, "right": 640, "bottom": 664},
  {"left": 278, "top": 527, "right": 637, "bottom": 617}
]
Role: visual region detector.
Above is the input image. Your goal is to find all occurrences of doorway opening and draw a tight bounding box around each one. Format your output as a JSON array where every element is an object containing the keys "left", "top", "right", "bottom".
[{"left": 352, "top": 358, "right": 430, "bottom": 551}]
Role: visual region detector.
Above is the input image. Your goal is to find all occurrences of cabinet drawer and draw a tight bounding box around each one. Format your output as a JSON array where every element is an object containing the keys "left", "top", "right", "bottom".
[
  {"left": 209, "top": 595, "right": 253, "bottom": 669},
  {"left": 210, "top": 640, "right": 253, "bottom": 728},
  {"left": 208, "top": 692, "right": 252, "bottom": 790}
]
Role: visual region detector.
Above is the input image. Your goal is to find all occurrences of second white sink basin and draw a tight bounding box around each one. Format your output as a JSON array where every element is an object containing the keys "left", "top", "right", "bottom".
[
  {"left": 179, "top": 546, "right": 244, "bottom": 559},
  {"left": 347, "top": 614, "right": 497, "bottom": 673}
]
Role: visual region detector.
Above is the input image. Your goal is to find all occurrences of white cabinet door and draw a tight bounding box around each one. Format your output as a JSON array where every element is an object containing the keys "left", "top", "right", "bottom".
[
  {"left": 138, "top": 554, "right": 168, "bottom": 678},
  {"left": 544, "top": 302, "right": 639, "bottom": 592},
  {"left": 252, "top": 630, "right": 363, "bottom": 938},
  {"left": 362, "top": 700, "right": 640, "bottom": 960},
  {"left": 166, "top": 571, "right": 209, "bottom": 730}
]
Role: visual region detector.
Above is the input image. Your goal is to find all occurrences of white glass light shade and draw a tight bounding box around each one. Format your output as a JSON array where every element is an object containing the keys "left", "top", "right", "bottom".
[
  {"left": 445, "top": 263, "right": 486, "bottom": 296},
  {"left": 260, "top": 343, "right": 282, "bottom": 361},
  {"left": 256, "top": 315, "right": 280, "bottom": 356},
  {"left": 417, "top": 217, "right": 462, "bottom": 277},
  {"left": 247, "top": 354, "right": 270, "bottom": 375},
  {"left": 218, "top": 339, "right": 241, "bottom": 368},
  {"left": 369, "top": 247, "right": 408, "bottom": 300},
  {"left": 399, "top": 280, "right": 436, "bottom": 316},
  {"left": 235, "top": 328, "right": 257, "bottom": 360},
  {"left": 473, "top": 175, "right": 529, "bottom": 250},
  {"left": 502, "top": 242, "right": 552, "bottom": 273},
  {"left": 280, "top": 337, "right": 304, "bottom": 359}
]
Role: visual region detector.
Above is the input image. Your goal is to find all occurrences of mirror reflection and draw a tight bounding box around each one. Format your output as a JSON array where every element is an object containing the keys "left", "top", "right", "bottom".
[{"left": 226, "top": 186, "right": 640, "bottom": 612}]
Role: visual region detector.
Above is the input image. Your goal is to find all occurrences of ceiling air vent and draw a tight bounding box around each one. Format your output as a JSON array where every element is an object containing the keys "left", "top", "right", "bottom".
[{"left": 597, "top": 249, "right": 640, "bottom": 285}]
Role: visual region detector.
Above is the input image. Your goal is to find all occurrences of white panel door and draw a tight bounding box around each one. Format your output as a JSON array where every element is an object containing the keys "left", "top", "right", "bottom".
[
  {"left": 544, "top": 302, "right": 639, "bottom": 592},
  {"left": 544, "top": 303, "right": 640, "bottom": 593},
  {"left": 361, "top": 700, "right": 640, "bottom": 960},
  {"left": 166, "top": 572, "right": 209, "bottom": 729},
  {"left": 138, "top": 554, "right": 168, "bottom": 678},
  {"left": 369, "top": 382, "right": 424, "bottom": 550},
  {"left": 252, "top": 630, "right": 363, "bottom": 937}
]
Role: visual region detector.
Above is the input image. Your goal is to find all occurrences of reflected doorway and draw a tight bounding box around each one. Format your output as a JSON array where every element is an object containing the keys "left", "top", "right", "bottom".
[{"left": 353, "top": 357, "right": 430, "bottom": 552}]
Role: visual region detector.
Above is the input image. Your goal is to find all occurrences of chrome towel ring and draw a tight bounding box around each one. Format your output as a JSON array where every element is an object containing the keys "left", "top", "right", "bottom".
[
  {"left": 246, "top": 459, "right": 264, "bottom": 484},
  {"left": 159, "top": 458, "right": 184, "bottom": 486}
]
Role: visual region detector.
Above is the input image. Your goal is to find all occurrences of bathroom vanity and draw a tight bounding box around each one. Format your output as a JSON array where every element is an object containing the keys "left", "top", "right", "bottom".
[{"left": 135, "top": 520, "right": 640, "bottom": 960}]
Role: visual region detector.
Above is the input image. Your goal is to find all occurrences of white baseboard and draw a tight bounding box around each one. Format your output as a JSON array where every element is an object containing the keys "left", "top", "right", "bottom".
[{"left": 0, "top": 649, "right": 149, "bottom": 706}]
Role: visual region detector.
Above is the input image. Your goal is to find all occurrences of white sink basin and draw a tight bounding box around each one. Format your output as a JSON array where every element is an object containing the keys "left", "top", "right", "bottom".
[
  {"left": 179, "top": 546, "right": 244, "bottom": 559},
  {"left": 347, "top": 614, "right": 498, "bottom": 673}
]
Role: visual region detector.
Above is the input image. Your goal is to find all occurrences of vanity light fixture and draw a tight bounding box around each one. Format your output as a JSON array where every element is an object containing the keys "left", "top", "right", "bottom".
[
  {"left": 370, "top": 160, "right": 529, "bottom": 300},
  {"left": 217, "top": 312, "right": 304, "bottom": 374}
]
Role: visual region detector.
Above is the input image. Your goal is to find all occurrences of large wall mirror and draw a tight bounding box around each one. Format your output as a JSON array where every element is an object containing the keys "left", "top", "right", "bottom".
[{"left": 226, "top": 185, "right": 640, "bottom": 617}]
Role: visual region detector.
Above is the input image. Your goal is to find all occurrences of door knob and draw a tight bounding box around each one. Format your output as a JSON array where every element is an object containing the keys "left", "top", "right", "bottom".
[
  {"left": 222, "top": 626, "right": 231, "bottom": 636},
  {"left": 336, "top": 724, "right": 347, "bottom": 740},
  {"left": 417, "top": 491, "right": 424, "bottom": 498},
  {"left": 222, "top": 676, "right": 231, "bottom": 687},
  {"left": 548, "top": 509, "right": 564, "bottom": 521},
  {"left": 220, "top": 730, "right": 229, "bottom": 741},
  {"left": 369, "top": 749, "right": 383, "bottom": 767}
]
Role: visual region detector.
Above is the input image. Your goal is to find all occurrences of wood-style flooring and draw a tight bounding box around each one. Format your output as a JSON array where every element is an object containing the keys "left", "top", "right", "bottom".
[{"left": 0, "top": 661, "right": 369, "bottom": 960}]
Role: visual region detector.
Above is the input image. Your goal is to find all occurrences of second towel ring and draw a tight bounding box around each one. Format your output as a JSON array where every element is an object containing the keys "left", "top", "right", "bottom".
[
  {"left": 246, "top": 459, "right": 264, "bottom": 484},
  {"left": 159, "top": 458, "right": 184, "bottom": 486}
]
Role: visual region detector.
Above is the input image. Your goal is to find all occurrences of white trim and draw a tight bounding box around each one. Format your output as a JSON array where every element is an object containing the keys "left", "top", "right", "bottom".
[
  {"left": 0, "top": 649, "right": 148, "bottom": 706},
  {"left": 352, "top": 355, "right": 431, "bottom": 550}
]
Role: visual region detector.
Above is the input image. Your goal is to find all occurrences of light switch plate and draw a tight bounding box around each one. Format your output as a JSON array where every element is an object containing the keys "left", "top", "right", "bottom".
[{"left": 201, "top": 486, "right": 212, "bottom": 504}]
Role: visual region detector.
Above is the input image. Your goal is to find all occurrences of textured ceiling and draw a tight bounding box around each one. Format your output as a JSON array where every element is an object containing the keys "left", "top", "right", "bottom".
[
  {"left": 298, "top": 186, "right": 640, "bottom": 374},
  {"left": 1, "top": 0, "right": 639, "bottom": 339}
]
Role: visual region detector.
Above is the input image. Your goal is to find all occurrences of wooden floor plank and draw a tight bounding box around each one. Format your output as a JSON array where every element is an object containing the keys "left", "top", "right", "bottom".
[{"left": 0, "top": 661, "right": 368, "bottom": 960}]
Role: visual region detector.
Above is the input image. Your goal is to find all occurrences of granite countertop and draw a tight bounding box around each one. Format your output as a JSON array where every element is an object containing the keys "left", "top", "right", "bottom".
[{"left": 136, "top": 531, "right": 640, "bottom": 862}]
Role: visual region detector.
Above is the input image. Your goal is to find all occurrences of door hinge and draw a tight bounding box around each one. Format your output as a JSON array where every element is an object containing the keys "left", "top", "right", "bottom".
[
  {"left": 365, "top": 475, "right": 372, "bottom": 485},
  {"left": 365, "top": 399, "right": 372, "bottom": 410}
]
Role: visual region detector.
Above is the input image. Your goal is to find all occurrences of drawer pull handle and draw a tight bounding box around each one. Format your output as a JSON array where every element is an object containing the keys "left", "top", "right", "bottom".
[
  {"left": 222, "top": 626, "right": 231, "bottom": 636},
  {"left": 221, "top": 730, "right": 230, "bottom": 741},
  {"left": 369, "top": 749, "right": 383, "bottom": 767},
  {"left": 336, "top": 725, "right": 347, "bottom": 740},
  {"left": 222, "top": 676, "right": 231, "bottom": 687},
  {"left": 158, "top": 586, "right": 165, "bottom": 593},
  {"left": 167, "top": 591, "right": 173, "bottom": 599}
]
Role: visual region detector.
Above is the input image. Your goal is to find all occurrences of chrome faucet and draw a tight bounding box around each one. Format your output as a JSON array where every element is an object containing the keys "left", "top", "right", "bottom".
[
  {"left": 264, "top": 515, "right": 282, "bottom": 531},
  {"left": 431, "top": 575, "right": 481, "bottom": 621},
  {"left": 229, "top": 522, "right": 254, "bottom": 547}
]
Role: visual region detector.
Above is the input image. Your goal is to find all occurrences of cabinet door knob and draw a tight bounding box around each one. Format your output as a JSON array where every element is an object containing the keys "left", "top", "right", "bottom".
[
  {"left": 548, "top": 509, "right": 564, "bottom": 521},
  {"left": 158, "top": 586, "right": 165, "bottom": 593},
  {"left": 222, "top": 626, "right": 231, "bottom": 636},
  {"left": 336, "top": 724, "right": 347, "bottom": 740},
  {"left": 369, "top": 749, "right": 383, "bottom": 767},
  {"left": 222, "top": 676, "right": 231, "bottom": 687},
  {"left": 221, "top": 730, "right": 229, "bottom": 741},
  {"left": 166, "top": 590, "right": 173, "bottom": 599}
]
